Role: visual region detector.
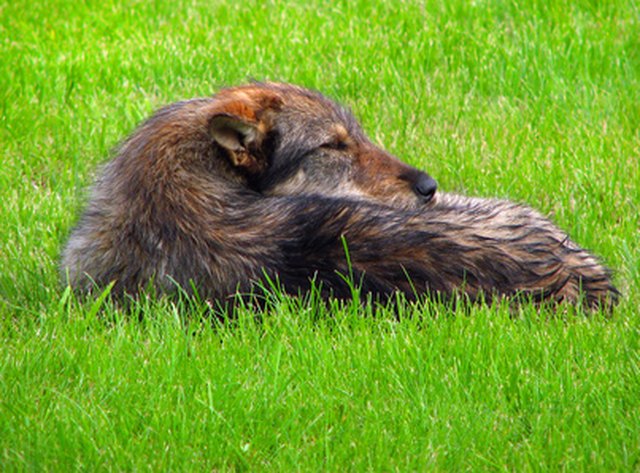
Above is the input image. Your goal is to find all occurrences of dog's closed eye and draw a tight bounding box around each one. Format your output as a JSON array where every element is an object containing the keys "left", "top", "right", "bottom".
[{"left": 320, "top": 140, "right": 349, "bottom": 151}]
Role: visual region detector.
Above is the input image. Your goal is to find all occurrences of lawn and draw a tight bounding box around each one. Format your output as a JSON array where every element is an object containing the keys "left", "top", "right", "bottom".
[{"left": 1, "top": 0, "right": 639, "bottom": 470}]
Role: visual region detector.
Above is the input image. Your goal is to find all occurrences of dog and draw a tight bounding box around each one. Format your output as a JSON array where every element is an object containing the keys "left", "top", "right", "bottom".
[{"left": 61, "top": 82, "right": 618, "bottom": 310}]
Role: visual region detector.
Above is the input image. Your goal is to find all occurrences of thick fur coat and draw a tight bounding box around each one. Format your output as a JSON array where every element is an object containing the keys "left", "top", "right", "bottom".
[{"left": 61, "top": 83, "right": 618, "bottom": 309}]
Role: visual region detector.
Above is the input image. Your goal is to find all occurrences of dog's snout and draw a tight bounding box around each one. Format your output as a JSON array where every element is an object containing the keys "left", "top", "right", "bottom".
[{"left": 414, "top": 174, "right": 437, "bottom": 202}]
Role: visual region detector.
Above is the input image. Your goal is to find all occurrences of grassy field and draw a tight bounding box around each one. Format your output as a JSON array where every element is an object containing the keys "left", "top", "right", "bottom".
[{"left": 1, "top": 0, "right": 639, "bottom": 470}]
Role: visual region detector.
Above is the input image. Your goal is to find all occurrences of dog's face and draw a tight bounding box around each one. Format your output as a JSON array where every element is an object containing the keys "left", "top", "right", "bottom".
[{"left": 208, "top": 82, "right": 437, "bottom": 207}]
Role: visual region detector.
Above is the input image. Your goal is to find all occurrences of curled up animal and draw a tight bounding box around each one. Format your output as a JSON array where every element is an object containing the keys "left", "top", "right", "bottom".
[{"left": 61, "top": 82, "right": 619, "bottom": 311}]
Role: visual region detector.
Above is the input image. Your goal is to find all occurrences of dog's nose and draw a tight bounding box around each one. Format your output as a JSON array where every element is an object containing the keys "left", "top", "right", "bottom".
[{"left": 414, "top": 174, "right": 437, "bottom": 203}]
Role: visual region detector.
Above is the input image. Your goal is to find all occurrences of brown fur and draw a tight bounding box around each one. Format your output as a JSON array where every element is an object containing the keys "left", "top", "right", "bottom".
[{"left": 61, "top": 82, "right": 618, "bottom": 310}]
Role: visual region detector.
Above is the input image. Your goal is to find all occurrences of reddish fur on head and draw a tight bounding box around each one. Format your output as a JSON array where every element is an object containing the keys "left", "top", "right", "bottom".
[
  {"left": 207, "top": 89, "right": 283, "bottom": 175},
  {"left": 212, "top": 82, "right": 438, "bottom": 207}
]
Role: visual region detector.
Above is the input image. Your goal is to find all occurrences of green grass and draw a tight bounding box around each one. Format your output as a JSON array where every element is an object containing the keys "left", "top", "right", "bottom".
[{"left": 1, "top": 0, "right": 639, "bottom": 470}]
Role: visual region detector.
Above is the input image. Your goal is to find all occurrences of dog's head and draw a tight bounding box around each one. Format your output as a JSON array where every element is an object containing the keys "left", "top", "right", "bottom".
[{"left": 208, "top": 82, "right": 437, "bottom": 207}]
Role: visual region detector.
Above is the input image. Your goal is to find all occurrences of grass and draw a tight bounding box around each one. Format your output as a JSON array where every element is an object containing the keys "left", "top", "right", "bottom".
[{"left": 1, "top": 0, "right": 639, "bottom": 470}]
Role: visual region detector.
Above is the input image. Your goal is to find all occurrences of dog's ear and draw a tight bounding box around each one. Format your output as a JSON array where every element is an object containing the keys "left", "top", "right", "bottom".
[{"left": 209, "top": 92, "right": 282, "bottom": 174}]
